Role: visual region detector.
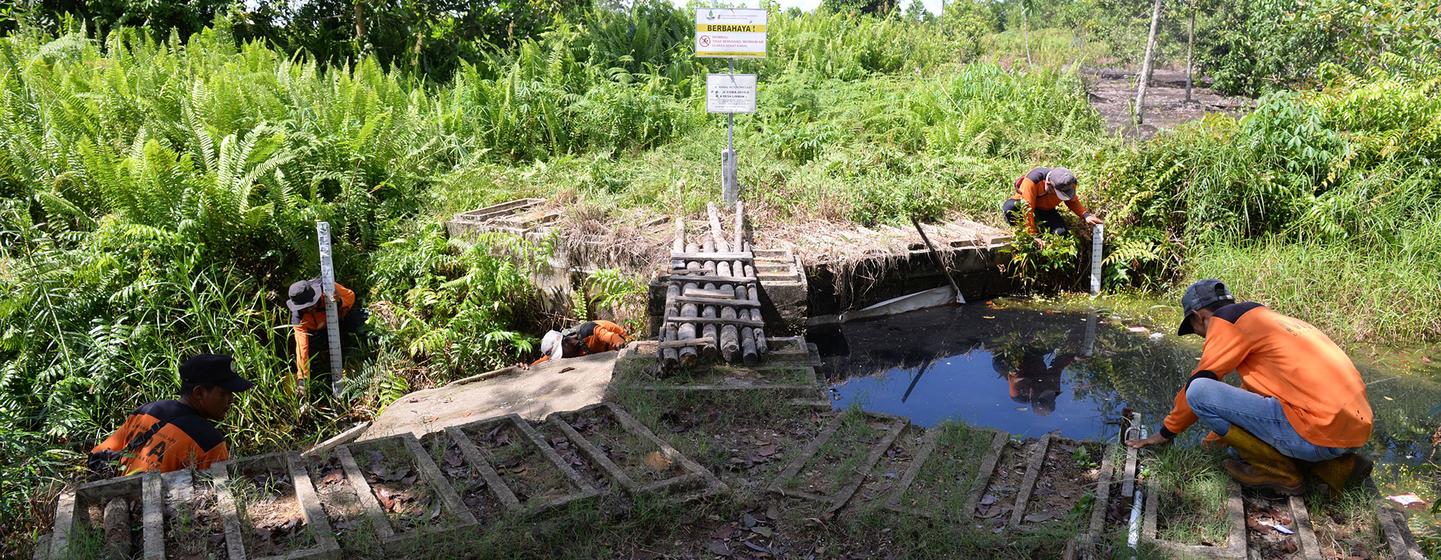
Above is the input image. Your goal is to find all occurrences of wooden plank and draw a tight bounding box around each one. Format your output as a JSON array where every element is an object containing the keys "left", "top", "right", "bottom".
[
  {"left": 1086, "top": 445, "right": 1118, "bottom": 537},
  {"left": 673, "top": 296, "right": 761, "bottom": 307},
  {"left": 666, "top": 274, "right": 756, "bottom": 284},
  {"left": 287, "top": 453, "right": 341, "bottom": 555},
  {"left": 335, "top": 446, "right": 395, "bottom": 540},
  {"left": 682, "top": 287, "right": 734, "bottom": 299},
  {"left": 1288, "top": 495, "right": 1322, "bottom": 560},
  {"left": 142, "top": 473, "right": 164, "bottom": 560},
  {"left": 445, "top": 426, "right": 522, "bottom": 511},
  {"left": 657, "top": 337, "right": 714, "bottom": 349},
  {"left": 828, "top": 419, "right": 908, "bottom": 513},
  {"left": 769, "top": 415, "right": 845, "bottom": 494},
  {"left": 403, "top": 434, "right": 480, "bottom": 526},
  {"left": 509, "top": 415, "right": 599, "bottom": 496},
  {"left": 1008, "top": 434, "right": 1053, "bottom": 529},
  {"left": 666, "top": 316, "right": 765, "bottom": 327},
  {"left": 962, "top": 431, "right": 1011, "bottom": 514},
  {"left": 884, "top": 429, "right": 942, "bottom": 510},
  {"left": 48, "top": 492, "right": 74, "bottom": 560},
  {"left": 211, "top": 461, "right": 251, "bottom": 560},
  {"left": 1121, "top": 443, "right": 1139, "bottom": 498},
  {"left": 670, "top": 252, "right": 754, "bottom": 261}
]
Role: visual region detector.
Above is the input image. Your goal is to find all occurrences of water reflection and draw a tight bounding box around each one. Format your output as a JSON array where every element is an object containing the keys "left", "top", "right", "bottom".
[{"left": 812, "top": 302, "right": 1441, "bottom": 464}]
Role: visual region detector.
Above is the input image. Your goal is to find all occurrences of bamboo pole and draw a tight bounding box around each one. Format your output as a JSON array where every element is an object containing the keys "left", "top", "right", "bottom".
[
  {"left": 698, "top": 239, "right": 719, "bottom": 358},
  {"left": 742, "top": 241, "right": 768, "bottom": 356},
  {"left": 678, "top": 242, "right": 701, "bottom": 366}
]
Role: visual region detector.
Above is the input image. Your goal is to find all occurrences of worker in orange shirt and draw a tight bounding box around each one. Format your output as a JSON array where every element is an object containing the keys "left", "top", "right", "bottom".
[
  {"left": 1126, "top": 280, "right": 1374, "bottom": 496},
  {"left": 1002, "top": 167, "right": 1103, "bottom": 239},
  {"left": 531, "top": 320, "right": 629, "bottom": 366},
  {"left": 286, "top": 278, "right": 366, "bottom": 383},
  {"left": 88, "top": 354, "right": 253, "bottom": 476}
]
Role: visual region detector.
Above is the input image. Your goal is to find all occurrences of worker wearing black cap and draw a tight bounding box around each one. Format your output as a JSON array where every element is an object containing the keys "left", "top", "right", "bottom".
[
  {"left": 1126, "top": 280, "right": 1374, "bottom": 496},
  {"left": 286, "top": 278, "right": 363, "bottom": 383},
  {"left": 1003, "top": 167, "right": 1104, "bottom": 239},
  {"left": 88, "top": 354, "right": 253, "bottom": 476}
]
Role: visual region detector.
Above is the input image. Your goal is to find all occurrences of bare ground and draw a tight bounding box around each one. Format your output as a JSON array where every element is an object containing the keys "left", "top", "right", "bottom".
[{"left": 1084, "top": 67, "right": 1253, "bottom": 139}]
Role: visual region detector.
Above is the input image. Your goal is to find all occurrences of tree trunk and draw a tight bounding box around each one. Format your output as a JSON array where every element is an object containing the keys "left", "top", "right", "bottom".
[
  {"left": 353, "top": 0, "right": 368, "bottom": 52},
  {"left": 1022, "top": 5, "right": 1032, "bottom": 65},
  {"left": 1185, "top": 0, "right": 1195, "bottom": 103},
  {"left": 1133, "top": 0, "right": 1164, "bottom": 125}
]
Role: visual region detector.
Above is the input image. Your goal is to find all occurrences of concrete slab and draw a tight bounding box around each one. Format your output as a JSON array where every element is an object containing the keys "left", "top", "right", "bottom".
[{"left": 360, "top": 352, "right": 618, "bottom": 441}]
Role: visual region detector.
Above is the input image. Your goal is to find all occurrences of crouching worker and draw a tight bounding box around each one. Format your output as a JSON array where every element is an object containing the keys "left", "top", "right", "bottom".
[
  {"left": 531, "top": 320, "right": 629, "bottom": 366},
  {"left": 287, "top": 278, "right": 366, "bottom": 384},
  {"left": 1126, "top": 280, "right": 1374, "bottom": 496},
  {"left": 1003, "top": 167, "right": 1103, "bottom": 239},
  {"left": 89, "top": 354, "right": 253, "bottom": 476}
]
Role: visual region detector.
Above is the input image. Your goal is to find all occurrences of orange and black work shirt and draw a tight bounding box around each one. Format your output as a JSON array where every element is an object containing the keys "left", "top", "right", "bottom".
[
  {"left": 91, "top": 400, "right": 229, "bottom": 474},
  {"left": 531, "top": 320, "right": 630, "bottom": 366},
  {"left": 1009, "top": 167, "right": 1090, "bottom": 234},
  {"left": 1160, "top": 303, "right": 1373, "bottom": 448},
  {"left": 295, "top": 282, "right": 356, "bottom": 380}
]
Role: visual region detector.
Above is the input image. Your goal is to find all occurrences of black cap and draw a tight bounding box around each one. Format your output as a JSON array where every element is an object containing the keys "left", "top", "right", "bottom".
[
  {"left": 287, "top": 279, "right": 323, "bottom": 314},
  {"left": 1177, "top": 279, "right": 1235, "bottom": 336},
  {"left": 180, "top": 354, "right": 254, "bottom": 393}
]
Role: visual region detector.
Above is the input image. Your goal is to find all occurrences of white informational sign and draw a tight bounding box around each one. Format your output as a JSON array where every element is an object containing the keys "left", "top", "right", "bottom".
[
  {"left": 695, "top": 8, "right": 767, "bottom": 58},
  {"left": 706, "top": 73, "right": 757, "bottom": 114}
]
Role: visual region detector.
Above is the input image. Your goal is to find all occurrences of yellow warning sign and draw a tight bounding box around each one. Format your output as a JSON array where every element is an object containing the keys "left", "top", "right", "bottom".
[{"left": 696, "top": 24, "right": 767, "bottom": 33}]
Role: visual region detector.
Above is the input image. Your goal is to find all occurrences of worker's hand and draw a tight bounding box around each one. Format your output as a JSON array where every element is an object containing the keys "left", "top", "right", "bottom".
[
  {"left": 1085, "top": 214, "right": 1104, "bottom": 226},
  {"left": 1125, "top": 433, "right": 1168, "bottom": 449}
]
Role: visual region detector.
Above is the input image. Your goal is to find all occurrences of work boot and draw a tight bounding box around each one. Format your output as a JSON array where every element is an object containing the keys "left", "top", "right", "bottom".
[
  {"left": 1218, "top": 426, "right": 1303, "bottom": 495},
  {"left": 1309, "top": 453, "right": 1373, "bottom": 497}
]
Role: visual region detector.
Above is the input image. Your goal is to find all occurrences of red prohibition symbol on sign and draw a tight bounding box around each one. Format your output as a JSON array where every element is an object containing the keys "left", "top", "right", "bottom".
[{"left": 699, "top": 35, "right": 711, "bottom": 47}]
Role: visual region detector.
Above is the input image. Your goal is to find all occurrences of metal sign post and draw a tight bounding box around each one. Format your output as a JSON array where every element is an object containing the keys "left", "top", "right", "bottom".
[
  {"left": 697, "top": 7, "right": 766, "bottom": 204},
  {"left": 316, "top": 222, "right": 343, "bottom": 397}
]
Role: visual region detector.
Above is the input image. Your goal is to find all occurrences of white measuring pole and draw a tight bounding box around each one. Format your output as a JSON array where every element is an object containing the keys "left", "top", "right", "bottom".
[
  {"left": 1090, "top": 224, "right": 1104, "bottom": 296},
  {"left": 316, "top": 222, "right": 343, "bottom": 397}
]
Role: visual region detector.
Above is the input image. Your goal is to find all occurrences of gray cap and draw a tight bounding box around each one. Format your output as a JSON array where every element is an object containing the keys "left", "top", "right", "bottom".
[
  {"left": 1046, "top": 167, "right": 1077, "bottom": 200},
  {"left": 1177, "top": 279, "right": 1235, "bottom": 336}
]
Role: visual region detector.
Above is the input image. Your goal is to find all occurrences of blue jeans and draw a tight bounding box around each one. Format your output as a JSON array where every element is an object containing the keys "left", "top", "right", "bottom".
[{"left": 1185, "top": 378, "right": 1353, "bottom": 462}]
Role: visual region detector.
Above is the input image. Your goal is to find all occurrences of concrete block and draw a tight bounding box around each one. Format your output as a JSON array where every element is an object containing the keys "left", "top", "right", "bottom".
[{"left": 49, "top": 473, "right": 158, "bottom": 560}]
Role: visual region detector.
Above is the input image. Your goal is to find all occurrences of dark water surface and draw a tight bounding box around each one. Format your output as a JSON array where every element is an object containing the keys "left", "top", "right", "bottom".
[{"left": 811, "top": 301, "right": 1441, "bottom": 463}]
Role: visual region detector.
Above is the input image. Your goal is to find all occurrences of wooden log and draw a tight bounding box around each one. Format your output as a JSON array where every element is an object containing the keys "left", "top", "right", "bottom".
[
  {"left": 715, "top": 257, "right": 741, "bottom": 362},
  {"left": 733, "top": 255, "right": 760, "bottom": 365},
  {"left": 678, "top": 242, "right": 701, "bottom": 367},
  {"left": 741, "top": 243, "right": 769, "bottom": 355},
  {"left": 699, "top": 239, "right": 719, "bottom": 358},
  {"left": 660, "top": 282, "right": 680, "bottom": 368},
  {"left": 707, "top": 203, "right": 730, "bottom": 252}
]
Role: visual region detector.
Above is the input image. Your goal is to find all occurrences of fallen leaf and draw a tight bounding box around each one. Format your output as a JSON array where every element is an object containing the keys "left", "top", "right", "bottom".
[
  {"left": 752, "top": 526, "right": 773, "bottom": 538},
  {"left": 742, "top": 540, "right": 770, "bottom": 553},
  {"left": 644, "top": 451, "right": 675, "bottom": 472},
  {"left": 979, "top": 494, "right": 997, "bottom": 506},
  {"left": 1023, "top": 512, "right": 1053, "bottom": 524},
  {"left": 765, "top": 504, "right": 780, "bottom": 520},
  {"left": 742, "top": 513, "right": 758, "bottom": 528},
  {"left": 705, "top": 540, "right": 731, "bottom": 556}
]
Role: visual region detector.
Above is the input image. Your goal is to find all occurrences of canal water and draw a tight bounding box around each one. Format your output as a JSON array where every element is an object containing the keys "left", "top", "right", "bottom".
[{"left": 811, "top": 300, "right": 1441, "bottom": 463}]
